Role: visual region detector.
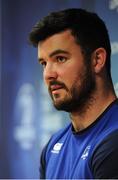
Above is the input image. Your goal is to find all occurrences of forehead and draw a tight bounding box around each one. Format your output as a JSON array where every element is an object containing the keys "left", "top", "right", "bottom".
[{"left": 38, "top": 30, "right": 79, "bottom": 57}]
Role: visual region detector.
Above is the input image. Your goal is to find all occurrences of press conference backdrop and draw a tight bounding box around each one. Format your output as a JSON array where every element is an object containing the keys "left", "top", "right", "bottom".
[{"left": 1, "top": 0, "right": 118, "bottom": 178}]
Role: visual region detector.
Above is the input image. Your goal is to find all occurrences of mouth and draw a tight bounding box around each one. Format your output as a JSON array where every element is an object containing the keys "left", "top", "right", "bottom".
[
  {"left": 50, "top": 85, "right": 63, "bottom": 93},
  {"left": 49, "top": 81, "right": 67, "bottom": 96}
]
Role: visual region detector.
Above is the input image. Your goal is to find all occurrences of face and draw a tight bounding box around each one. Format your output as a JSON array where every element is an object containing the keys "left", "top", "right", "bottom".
[{"left": 38, "top": 30, "right": 96, "bottom": 112}]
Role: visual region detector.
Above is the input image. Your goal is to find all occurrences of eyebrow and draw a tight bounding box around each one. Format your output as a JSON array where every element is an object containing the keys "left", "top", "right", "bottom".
[
  {"left": 49, "top": 49, "right": 70, "bottom": 57},
  {"left": 38, "top": 49, "right": 70, "bottom": 63}
]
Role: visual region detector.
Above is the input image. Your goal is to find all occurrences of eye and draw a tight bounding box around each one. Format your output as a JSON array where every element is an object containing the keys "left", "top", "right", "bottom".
[
  {"left": 40, "top": 61, "right": 47, "bottom": 68},
  {"left": 56, "top": 56, "right": 67, "bottom": 62}
]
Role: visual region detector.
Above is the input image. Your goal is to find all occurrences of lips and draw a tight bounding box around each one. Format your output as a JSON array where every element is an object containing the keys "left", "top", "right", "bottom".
[{"left": 50, "top": 85, "right": 63, "bottom": 92}]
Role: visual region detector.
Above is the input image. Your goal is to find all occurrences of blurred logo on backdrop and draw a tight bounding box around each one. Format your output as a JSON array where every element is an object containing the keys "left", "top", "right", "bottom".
[
  {"left": 109, "top": 0, "right": 118, "bottom": 11},
  {"left": 13, "top": 83, "right": 36, "bottom": 150}
]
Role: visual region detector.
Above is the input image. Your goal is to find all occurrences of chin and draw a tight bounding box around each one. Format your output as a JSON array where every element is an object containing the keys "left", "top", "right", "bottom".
[{"left": 53, "top": 100, "right": 74, "bottom": 112}]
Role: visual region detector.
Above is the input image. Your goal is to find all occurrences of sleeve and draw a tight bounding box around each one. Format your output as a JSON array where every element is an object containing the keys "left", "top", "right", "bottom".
[{"left": 91, "top": 130, "right": 118, "bottom": 179}]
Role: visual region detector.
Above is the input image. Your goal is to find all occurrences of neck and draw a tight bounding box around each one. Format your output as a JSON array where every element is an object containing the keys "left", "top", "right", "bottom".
[{"left": 70, "top": 87, "right": 117, "bottom": 132}]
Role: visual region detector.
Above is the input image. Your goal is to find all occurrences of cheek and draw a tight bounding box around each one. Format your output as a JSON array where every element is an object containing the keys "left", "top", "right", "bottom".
[
  {"left": 69, "top": 67, "right": 86, "bottom": 86},
  {"left": 63, "top": 68, "right": 80, "bottom": 87}
]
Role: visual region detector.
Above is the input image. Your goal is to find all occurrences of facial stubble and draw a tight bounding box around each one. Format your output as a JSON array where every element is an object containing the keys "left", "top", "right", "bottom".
[{"left": 49, "top": 63, "right": 96, "bottom": 113}]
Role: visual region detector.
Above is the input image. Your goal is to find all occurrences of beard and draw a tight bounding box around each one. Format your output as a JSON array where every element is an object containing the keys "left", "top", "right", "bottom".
[{"left": 48, "top": 62, "right": 96, "bottom": 113}]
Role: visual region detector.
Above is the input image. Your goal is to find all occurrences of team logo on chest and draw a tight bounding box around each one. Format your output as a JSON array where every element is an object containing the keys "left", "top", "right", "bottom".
[
  {"left": 51, "top": 143, "right": 63, "bottom": 154},
  {"left": 81, "top": 145, "right": 91, "bottom": 160}
]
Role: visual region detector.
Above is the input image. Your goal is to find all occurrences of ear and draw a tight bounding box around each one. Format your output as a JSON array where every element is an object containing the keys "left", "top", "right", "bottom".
[{"left": 92, "top": 48, "right": 107, "bottom": 74}]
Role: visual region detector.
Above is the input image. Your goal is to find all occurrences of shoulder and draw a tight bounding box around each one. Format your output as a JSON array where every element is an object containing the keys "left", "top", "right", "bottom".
[
  {"left": 92, "top": 129, "right": 118, "bottom": 156},
  {"left": 90, "top": 130, "right": 118, "bottom": 178}
]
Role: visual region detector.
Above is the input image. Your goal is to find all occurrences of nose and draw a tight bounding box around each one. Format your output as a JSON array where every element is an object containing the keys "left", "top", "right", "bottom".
[{"left": 43, "top": 62, "right": 58, "bottom": 84}]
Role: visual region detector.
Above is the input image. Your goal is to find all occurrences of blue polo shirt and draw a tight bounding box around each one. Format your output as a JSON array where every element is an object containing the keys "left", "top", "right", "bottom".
[{"left": 40, "top": 99, "right": 118, "bottom": 179}]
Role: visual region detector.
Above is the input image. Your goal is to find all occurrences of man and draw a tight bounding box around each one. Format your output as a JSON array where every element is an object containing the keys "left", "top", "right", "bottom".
[{"left": 29, "top": 8, "right": 118, "bottom": 179}]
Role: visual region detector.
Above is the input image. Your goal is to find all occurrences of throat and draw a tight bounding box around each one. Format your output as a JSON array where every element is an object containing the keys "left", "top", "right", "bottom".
[
  {"left": 70, "top": 99, "right": 94, "bottom": 132},
  {"left": 70, "top": 97, "right": 117, "bottom": 132}
]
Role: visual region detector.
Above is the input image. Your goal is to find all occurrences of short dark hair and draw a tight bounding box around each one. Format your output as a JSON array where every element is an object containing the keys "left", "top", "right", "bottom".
[{"left": 29, "top": 8, "right": 111, "bottom": 79}]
